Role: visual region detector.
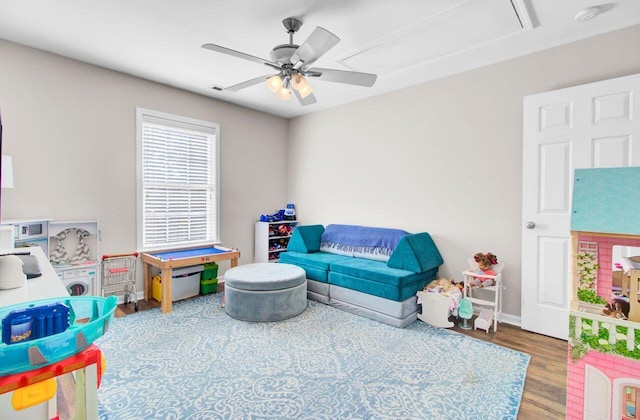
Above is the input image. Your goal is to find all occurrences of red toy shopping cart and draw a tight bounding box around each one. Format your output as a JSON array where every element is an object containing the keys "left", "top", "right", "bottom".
[{"left": 101, "top": 252, "right": 139, "bottom": 311}]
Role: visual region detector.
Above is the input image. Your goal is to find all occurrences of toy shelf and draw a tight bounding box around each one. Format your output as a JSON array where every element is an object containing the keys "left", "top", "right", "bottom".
[{"left": 255, "top": 220, "right": 298, "bottom": 263}]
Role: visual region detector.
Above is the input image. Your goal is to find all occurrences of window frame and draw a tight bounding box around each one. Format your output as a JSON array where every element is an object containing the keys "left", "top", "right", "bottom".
[{"left": 136, "top": 107, "right": 220, "bottom": 252}]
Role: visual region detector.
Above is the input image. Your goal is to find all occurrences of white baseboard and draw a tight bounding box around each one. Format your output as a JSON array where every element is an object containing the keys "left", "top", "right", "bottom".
[
  {"left": 500, "top": 313, "right": 521, "bottom": 327},
  {"left": 114, "top": 278, "right": 522, "bottom": 328}
]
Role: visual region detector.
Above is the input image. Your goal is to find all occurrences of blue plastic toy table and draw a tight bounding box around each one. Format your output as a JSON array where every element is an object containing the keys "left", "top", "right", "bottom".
[{"left": 141, "top": 245, "right": 240, "bottom": 313}]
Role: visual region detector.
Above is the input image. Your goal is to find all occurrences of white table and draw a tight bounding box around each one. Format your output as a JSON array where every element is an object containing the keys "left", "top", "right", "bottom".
[{"left": 0, "top": 246, "right": 69, "bottom": 307}]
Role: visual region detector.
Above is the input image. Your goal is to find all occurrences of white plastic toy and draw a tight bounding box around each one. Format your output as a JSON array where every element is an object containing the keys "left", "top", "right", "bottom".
[{"left": 474, "top": 308, "right": 494, "bottom": 333}]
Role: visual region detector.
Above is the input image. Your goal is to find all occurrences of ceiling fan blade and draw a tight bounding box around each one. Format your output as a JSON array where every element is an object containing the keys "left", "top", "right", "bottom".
[
  {"left": 290, "top": 27, "right": 340, "bottom": 68},
  {"left": 306, "top": 68, "right": 377, "bottom": 87},
  {"left": 202, "top": 43, "right": 281, "bottom": 71},
  {"left": 293, "top": 88, "right": 317, "bottom": 106},
  {"left": 218, "top": 74, "right": 275, "bottom": 92}
]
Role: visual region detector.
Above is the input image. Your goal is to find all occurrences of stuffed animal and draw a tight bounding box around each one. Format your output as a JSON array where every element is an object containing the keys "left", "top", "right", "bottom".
[
  {"left": 471, "top": 252, "right": 498, "bottom": 288},
  {"left": 602, "top": 300, "right": 628, "bottom": 320},
  {"left": 602, "top": 298, "right": 629, "bottom": 319}
]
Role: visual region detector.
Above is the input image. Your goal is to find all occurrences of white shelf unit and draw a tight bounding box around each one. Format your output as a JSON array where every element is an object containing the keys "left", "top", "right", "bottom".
[
  {"left": 254, "top": 220, "right": 298, "bottom": 263},
  {"left": 48, "top": 220, "right": 101, "bottom": 296}
]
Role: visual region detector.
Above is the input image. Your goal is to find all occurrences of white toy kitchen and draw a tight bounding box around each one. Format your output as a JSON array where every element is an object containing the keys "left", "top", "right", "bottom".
[{"left": 0, "top": 219, "right": 100, "bottom": 296}]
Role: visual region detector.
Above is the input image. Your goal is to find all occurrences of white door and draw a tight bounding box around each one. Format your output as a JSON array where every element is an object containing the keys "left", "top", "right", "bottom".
[
  {"left": 522, "top": 73, "right": 640, "bottom": 339},
  {"left": 584, "top": 365, "right": 611, "bottom": 420}
]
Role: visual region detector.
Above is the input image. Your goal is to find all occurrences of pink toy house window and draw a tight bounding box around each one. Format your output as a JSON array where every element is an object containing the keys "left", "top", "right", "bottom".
[{"left": 623, "top": 385, "right": 640, "bottom": 419}]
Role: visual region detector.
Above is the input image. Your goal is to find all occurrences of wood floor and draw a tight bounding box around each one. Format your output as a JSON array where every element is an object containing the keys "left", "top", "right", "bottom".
[
  {"left": 61, "top": 297, "right": 568, "bottom": 419},
  {"left": 451, "top": 321, "right": 567, "bottom": 419}
]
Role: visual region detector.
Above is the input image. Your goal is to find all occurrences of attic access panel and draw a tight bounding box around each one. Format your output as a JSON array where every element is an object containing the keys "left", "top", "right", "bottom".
[
  {"left": 571, "top": 167, "right": 640, "bottom": 236},
  {"left": 338, "top": 0, "right": 531, "bottom": 76}
]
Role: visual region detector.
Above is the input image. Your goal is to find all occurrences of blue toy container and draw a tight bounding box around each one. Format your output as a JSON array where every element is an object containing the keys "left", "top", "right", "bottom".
[{"left": 0, "top": 295, "right": 117, "bottom": 376}]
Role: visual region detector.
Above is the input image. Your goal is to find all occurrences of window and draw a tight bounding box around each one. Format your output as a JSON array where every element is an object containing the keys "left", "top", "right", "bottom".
[{"left": 136, "top": 108, "right": 219, "bottom": 250}]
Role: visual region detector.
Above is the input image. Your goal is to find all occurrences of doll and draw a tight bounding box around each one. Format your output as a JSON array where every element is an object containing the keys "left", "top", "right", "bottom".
[
  {"left": 471, "top": 252, "right": 498, "bottom": 288},
  {"left": 424, "top": 278, "right": 460, "bottom": 297},
  {"left": 424, "top": 279, "right": 442, "bottom": 293}
]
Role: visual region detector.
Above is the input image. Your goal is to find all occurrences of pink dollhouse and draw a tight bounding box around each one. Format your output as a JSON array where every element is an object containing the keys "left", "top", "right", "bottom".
[{"left": 567, "top": 167, "right": 640, "bottom": 419}]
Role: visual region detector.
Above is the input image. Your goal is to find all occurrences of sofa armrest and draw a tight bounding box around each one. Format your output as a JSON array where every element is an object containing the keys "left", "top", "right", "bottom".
[
  {"left": 286, "top": 224, "right": 325, "bottom": 253},
  {"left": 387, "top": 232, "right": 443, "bottom": 273}
]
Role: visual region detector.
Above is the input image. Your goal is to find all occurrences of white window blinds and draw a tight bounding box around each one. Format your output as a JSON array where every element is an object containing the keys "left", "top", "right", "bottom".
[{"left": 137, "top": 109, "right": 219, "bottom": 250}]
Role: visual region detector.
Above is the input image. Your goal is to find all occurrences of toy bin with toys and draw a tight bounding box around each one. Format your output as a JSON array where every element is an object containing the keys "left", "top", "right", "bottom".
[
  {"left": 152, "top": 265, "right": 204, "bottom": 302},
  {"left": 416, "top": 278, "right": 462, "bottom": 328}
]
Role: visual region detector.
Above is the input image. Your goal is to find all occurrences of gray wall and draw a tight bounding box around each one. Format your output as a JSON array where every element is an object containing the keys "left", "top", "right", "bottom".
[
  {"left": 0, "top": 39, "right": 289, "bottom": 279},
  {"left": 288, "top": 24, "right": 640, "bottom": 320},
  {"left": 1, "top": 24, "right": 639, "bottom": 321}
]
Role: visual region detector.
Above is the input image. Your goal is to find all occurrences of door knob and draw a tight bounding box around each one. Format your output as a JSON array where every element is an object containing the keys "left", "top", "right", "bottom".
[{"left": 525, "top": 221, "right": 536, "bottom": 229}]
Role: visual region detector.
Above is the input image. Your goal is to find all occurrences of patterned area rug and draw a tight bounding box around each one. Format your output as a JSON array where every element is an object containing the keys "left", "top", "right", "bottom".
[{"left": 96, "top": 294, "right": 529, "bottom": 419}]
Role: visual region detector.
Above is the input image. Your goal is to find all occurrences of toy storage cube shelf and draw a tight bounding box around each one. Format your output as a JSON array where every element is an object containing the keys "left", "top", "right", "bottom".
[{"left": 254, "top": 221, "right": 298, "bottom": 263}]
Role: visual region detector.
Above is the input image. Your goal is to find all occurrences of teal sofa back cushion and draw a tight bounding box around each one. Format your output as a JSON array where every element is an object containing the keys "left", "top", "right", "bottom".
[
  {"left": 387, "top": 232, "right": 443, "bottom": 273},
  {"left": 286, "top": 224, "right": 325, "bottom": 253}
]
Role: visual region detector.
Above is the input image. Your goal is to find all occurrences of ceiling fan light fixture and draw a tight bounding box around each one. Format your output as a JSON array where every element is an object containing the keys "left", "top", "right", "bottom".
[
  {"left": 202, "top": 17, "right": 376, "bottom": 107},
  {"left": 282, "top": 76, "right": 291, "bottom": 90},
  {"left": 299, "top": 84, "right": 313, "bottom": 99},
  {"left": 291, "top": 74, "right": 307, "bottom": 91},
  {"left": 277, "top": 87, "right": 291, "bottom": 100},
  {"left": 266, "top": 75, "right": 283, "bottom": 93}
]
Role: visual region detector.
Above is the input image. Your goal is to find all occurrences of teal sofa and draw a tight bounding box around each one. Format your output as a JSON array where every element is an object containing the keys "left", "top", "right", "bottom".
[{"left": 279, "top": 224, "right": 443, "bottom": 327}]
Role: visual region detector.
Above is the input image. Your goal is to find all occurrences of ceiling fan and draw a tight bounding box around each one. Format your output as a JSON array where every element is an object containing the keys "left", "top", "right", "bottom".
[{"left": 202, "top": 17, "right": 377, "bottom": 106}]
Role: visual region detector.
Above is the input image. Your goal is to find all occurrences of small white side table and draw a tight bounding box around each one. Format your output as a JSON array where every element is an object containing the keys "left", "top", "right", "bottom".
[{"left": 462, "top": 268, "right": 503, "bottom": 332}]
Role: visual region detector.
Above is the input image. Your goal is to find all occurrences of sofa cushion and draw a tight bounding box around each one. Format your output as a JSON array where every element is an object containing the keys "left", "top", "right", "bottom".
[
  {"left": 328, "top": 269, "right": 437, "bottom": 301},
  {"left": 279, "top": 251, "right": 351, "bottom": 282},
  {"left": 286, "top": 224, "right": 325, "bottom": 253},
  {"left": 329, "top": 258, "right": 418, "bottom": 287},
  {"left": 320, "top": 224, "right": 409, "bottom": 262},
  {"left": 387, "top": 232, "right": 443, "bottom": 273},
  {"left": 329, "top": 284, "right": 419, "bottom": 318}
]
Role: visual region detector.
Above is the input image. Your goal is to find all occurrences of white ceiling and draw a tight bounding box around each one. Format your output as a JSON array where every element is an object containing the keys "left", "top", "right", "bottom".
[{"left": 1, "top": 0, "right": 639, "bottom": 119}]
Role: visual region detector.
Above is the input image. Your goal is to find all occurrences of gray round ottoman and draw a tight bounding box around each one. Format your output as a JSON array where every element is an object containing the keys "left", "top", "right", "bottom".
[{"left": 224, "top": 263, "right": 307, "bottom": 322}]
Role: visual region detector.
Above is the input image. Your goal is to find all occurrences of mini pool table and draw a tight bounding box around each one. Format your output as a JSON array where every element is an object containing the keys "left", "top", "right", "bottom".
[{"left": 141, "top": 245, "right": 241, "bottom": 313}]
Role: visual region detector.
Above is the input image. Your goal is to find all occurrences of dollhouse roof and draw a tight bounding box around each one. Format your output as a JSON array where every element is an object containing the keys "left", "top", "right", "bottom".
[{"left": 570, "top": 167, "right": 640, "bottom": 235}]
